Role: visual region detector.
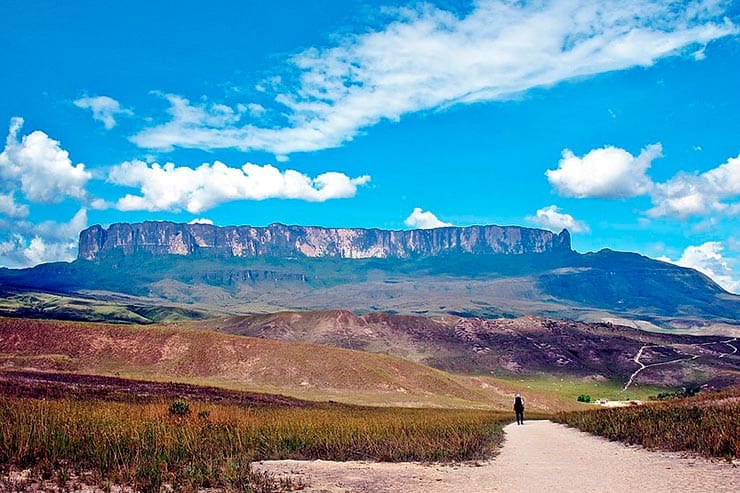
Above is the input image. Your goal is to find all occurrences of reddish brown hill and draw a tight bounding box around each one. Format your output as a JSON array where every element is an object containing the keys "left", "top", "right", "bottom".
[
  {"left": 0, "top": 317, "right": 575, "bottom": 410},
  {"left": 205, "top": 311, "right": 740, "bottom": 388}
]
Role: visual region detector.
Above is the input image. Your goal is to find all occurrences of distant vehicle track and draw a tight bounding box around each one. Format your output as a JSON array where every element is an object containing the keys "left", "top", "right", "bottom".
[{"left": 623, "top": 337, "right": 738, "bottom": 390}]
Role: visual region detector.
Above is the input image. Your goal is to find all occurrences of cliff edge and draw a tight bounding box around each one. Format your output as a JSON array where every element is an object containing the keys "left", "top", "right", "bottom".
[{"left": 78, "top": 222, "right": 572, "bottom": 261}]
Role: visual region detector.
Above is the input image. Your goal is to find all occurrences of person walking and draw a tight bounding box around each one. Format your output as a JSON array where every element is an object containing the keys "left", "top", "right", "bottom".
[{"left": 514, "top": 393, "right": 525, "bottom": 425}]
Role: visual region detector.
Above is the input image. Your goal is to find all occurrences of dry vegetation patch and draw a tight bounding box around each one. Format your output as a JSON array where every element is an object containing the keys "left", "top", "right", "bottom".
[
  {"left": 0, "top": 395, "right": 508, "bottom": 492},
  {"left": 554, "top": 389, "right": 740, "bottom": 459}
]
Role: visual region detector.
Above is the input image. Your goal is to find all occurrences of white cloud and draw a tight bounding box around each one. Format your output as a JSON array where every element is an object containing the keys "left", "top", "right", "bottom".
[
  {"left": 130, "top": 1, "right": 736, "bottom": 155},
  {"left": 107, "top": 160, "right": 371, "bottom": 213},
  {"left": 0, "top": 192, "right": 29, "bottom": 219},
  {"left": 188, "top": 217, "right": 214, "bottom": 225},
  {"left": 546, "top": 144, "right": 660, "bottom": 198},
  {"left": 526, "top": 205, "right": 589, "bottom": 233},
  {"left": 0, "top": 118, "right": 91, "bottom": 203},
  {"left": 546, "top": 144, "right": 739, "bottom": 222},
  {"left": 404, "top": 208, "right": 452, "bottom": 229},
  {"left": 0, "top": 208, "right": 88, "bottom": 268},
  {"left": 74, "top": 95, "right": 133, "bottom": 129},
  {"left": 241, "top": 103, "right": 266, "bottom": 116},
  {"left": 648, "top": 154, "right": 740, "bottom": 219},
  {"left": 89, "top": 198, "right": 112, "bottom": 210},
  {"left": 658, "top": 241, "right": 739, "bottom": 294}
]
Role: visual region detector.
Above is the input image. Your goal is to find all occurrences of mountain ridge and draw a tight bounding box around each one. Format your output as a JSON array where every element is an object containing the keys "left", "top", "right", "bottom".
[
  {"left": 0, "top": 221, "right": 737, "bottom": 324},
  {"left": 78, "top": 221, "right": 572, "bottom": 261}
]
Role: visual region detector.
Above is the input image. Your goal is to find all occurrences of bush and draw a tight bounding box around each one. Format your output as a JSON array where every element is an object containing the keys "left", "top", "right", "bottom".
[
  {"left": 577, "top": 394, "right": 591, "bottom": 403},
  {"left": 168, "top": 399, "right": 190, "bottom": 416},
  {"left": 652, "top": 386, "right": 701, "bottom": 401}
]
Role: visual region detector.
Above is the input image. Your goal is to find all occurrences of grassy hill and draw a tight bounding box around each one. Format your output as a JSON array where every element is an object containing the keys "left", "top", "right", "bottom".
[
  {"left": 0, "top": 316, "right": 584, "bottom": 411},
  {"left": 1, "top": 248, "right": 737, "bottom": 324},
  {"left": 0, "top": 289, "right": 210, "bottom": 323},
  {"left": 202, "top": 310, "right": 740, "bottom": 390}
]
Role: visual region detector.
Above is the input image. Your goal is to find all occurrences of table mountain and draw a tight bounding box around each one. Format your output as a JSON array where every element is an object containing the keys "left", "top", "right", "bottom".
[
  {"left": 0, "top": 221, "right": 737, "bottom": 324},
  {"left": 78, "top": 221, "right": 572, "bottom": 260}
]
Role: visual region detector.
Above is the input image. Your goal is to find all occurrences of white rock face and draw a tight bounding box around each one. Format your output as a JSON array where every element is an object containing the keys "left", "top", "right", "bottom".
[
  {"left": 168, "top": 232, "right": 189, "bottom": 255},
  {"left": 78, "top": 222, "right": 572, "bottom": 260}
]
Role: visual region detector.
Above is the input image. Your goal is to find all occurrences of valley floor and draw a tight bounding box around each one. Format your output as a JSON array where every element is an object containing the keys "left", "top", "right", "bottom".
[{"left": 256, "top": 420, "right": 739, "bottom": 493}]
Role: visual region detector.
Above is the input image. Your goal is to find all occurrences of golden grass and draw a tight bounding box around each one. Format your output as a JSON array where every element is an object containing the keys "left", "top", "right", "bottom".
[
  {"left": 0, "top": 397, "right": 509, "bottom": 492},
  {"left": 554, "top": 389, "right": 740, "bottom": 459}
]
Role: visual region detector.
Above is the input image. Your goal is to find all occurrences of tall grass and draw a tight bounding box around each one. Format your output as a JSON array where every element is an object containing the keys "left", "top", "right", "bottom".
[
  {"left": 554, "top": 390, "right": 740, "bottom": 460},
  {"left": 0, "top": 397, "right": 508, "bottom": 491}
]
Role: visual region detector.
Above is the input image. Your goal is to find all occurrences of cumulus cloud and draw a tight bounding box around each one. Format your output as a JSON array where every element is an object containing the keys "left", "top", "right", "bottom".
[
  {"left": 404, "top": 208, "right": 452, "bottom": 229},
  {"left": 546, "top": 144, "right": 740, "bottom": 223},
  {"left": 546, "top": 144, "right": 660, "bottom": 198},
  {"left": 0, "top": 192, "right": 29, "bottom": 219},
  {"left": 74, "top": 95, "right": 133, "bottom": 129},
  {"left": 658, "top": 241, "right": 739, "bottom": 293},
  {"left": 0, "top": 118, "right": 91, "bottom": 203},
  {"left": 0, "top": 208, "right": 87, "bottom": 268},
  {"left": 131, "top": 1, "right": 736, "bottom": 155},
  {"left": 648, "top": 154, "right": 740, "bottom": 219},
  {"left": 107, "top": 160, "right": 371, "bottom": 213},
  {"left": 188, "top": 217, "right": 214, "bottom": 225},
  {"left": 526, "top": 205, "right": 589, "bottom": 233}
]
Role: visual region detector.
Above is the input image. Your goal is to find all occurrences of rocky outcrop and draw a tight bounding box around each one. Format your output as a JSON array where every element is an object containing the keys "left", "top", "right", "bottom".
[{"left": 78, "top": 222, "right": 572, "bottom": 261}]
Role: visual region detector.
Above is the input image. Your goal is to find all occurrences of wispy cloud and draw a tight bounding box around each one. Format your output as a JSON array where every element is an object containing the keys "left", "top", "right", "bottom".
[
  {"left": 104, "top": 160, "right": 371, "bottom": 213},
  {"left": 527, "top": 205, "right": 589, "bottom": 233},
  {"left": 658, "top": 241, "right": 739, "bottom": 293},
  {"left": 404, "top": 207, "right": 452, "bottom": 229},
  {"left": 74, "top": 95, "right": 133, "bottom": 129},
  {"left": 131, "top": 0, "right": 736, "bottom": 155},
  {"left": 0, "top": 192, "right": 29, "bottom": 219}
]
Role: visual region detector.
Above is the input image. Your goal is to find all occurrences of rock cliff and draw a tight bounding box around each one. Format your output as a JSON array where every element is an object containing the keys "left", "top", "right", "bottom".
[{"left": 78, "top": 222, "right": 572, "bottom": 261}]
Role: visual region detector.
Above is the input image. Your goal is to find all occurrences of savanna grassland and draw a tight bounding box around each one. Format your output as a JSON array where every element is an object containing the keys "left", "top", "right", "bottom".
[
  {"left": 555, "top": 388, "right": 740, "bottom": 459},
  {"left": 1, "top": 313, "right": 737, "bottom": 491},
  {"left": 0, "top": 392, "right": 510, "bottom": 492},
  {"left": 0, "top": 316, "right": 584, "bottom": 410}
]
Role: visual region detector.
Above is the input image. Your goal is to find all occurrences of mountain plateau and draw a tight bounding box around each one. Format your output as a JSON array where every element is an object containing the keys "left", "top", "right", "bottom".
[{"left": 0, "top": 221, "right": 737, "bottom": 325}]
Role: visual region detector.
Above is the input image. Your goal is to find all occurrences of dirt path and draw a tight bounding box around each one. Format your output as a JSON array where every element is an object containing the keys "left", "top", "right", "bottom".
[
  {"left": 256, "top": 421, "right": 738, "bottom": 492},
  {"left": 623, "top": 337, "right": 738, "bottom": 390}
]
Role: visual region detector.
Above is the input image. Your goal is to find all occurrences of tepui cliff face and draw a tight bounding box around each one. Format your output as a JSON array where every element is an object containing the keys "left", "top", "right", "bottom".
[{"left": 78, "top": 221, "right": 572, "bottom": 261}]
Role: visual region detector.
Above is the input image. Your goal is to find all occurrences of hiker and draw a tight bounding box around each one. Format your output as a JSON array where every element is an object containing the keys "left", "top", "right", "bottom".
[{"left": 514, "top": 393, "right": 525, "bottom": 425}]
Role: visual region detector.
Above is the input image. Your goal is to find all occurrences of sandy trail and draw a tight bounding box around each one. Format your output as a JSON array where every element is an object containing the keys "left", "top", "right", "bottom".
[{"left": 256, "top": 420, "right": 738, "bottom": 492}]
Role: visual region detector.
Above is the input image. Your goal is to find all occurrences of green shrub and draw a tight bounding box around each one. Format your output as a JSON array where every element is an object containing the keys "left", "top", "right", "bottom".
[
  {"left": 168, "top": 399, "right": 190, "bottom": 416},
  {"left": 652, "top": 386, "right": 701, "bottom": 401},
  {"left": 577, "top": 394, "right": 591, "bottom": 403}
]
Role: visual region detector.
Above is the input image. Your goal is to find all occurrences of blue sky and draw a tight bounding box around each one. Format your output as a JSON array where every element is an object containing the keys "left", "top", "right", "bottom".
[{"left": 1, "top": 0, "right": 739, "bottom": 292}]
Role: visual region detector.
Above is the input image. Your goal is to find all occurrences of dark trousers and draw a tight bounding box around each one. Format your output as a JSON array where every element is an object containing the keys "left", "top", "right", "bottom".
[{"left": 515, "top": 410, "right": 524, "bottom": 425}]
